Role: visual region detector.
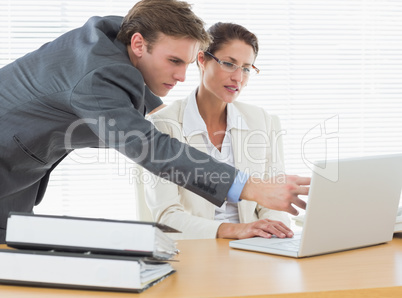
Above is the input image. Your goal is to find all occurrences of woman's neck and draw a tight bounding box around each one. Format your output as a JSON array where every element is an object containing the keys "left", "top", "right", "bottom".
[
  {"left": 196, "top": 86, "right": 228, "bottom": 151},
  {"left": 196, "top": 87, "right": 227, "bottom": 126}
]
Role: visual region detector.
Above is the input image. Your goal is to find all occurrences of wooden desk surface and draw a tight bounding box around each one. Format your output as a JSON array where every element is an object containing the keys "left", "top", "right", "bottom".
[{"left": 1, "top": 234, "right": 402, "bottom": 297}]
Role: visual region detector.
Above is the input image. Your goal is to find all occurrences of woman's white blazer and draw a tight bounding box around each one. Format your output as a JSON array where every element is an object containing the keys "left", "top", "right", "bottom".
[{"left": 137, "top": 96, "right": 291, "bottom": 239}]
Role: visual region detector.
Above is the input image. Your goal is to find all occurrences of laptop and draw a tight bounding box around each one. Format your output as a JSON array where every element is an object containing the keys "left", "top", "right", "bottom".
[{"left": 230, "top": 154, "right": 402, "bottom": 258}]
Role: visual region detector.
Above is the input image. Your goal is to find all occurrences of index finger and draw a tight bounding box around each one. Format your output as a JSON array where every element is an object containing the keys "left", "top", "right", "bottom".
[
  {"left": 293, "top": 186, "right": 309, "bottom": 196},
  {"left": 294, "top": 176, "right": 311, "bottom": 186},
  {"left": 286, "top": 205, "right": 300, "bottom": 216},
  {"left": 292, "top": 196, "right": 307, "bottom": 210}
]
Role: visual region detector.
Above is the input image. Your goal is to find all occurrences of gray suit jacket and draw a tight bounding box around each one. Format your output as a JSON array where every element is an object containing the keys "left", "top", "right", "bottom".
[{"left": 0, "top": 16, "right": 237, "bottom": 242}]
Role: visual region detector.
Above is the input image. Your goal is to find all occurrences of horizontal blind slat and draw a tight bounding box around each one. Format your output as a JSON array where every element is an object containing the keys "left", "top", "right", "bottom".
[{"left": 1, "top": 0, "right": 401, "bottom": 218}]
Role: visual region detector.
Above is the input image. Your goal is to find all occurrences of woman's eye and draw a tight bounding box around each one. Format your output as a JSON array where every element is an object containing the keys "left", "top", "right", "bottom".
[{"left": 222, "top": 61, "right": 235, "bottom": 69}]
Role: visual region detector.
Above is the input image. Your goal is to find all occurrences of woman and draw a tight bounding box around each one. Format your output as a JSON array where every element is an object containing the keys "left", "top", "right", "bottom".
[{"left": 141, "top": 22, "right": 293, "bottom": 240}]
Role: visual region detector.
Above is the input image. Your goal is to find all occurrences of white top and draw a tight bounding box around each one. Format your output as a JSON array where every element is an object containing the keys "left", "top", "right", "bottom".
[
  {"left": 182, "top": 89, "right": 249, "bottom": 223},
  {"left": 138, "top": 91, "right": 290, "bottom": 239}
]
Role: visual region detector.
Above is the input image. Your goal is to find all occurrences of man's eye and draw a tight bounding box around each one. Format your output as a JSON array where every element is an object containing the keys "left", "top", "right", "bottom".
[
  {"left": 169, "top": 59, "right": 180, "bottom": 64},
  {"left": 243, "top": 67, "right": 251, "bottom": 74}
]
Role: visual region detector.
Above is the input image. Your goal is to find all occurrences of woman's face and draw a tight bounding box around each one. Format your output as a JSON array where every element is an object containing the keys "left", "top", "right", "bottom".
[{"left": 200, "top": 39, "right": 256, "bottom": 104}]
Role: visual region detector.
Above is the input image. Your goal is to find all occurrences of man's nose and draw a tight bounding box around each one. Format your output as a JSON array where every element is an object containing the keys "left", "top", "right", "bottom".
[{"left": 173, "top": 66, "right": 186, "bottom": 82}]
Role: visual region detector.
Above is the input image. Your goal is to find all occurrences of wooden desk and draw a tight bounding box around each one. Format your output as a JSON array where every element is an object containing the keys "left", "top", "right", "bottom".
[{"left": 1, "top": 234, "right": 402, "bottom": 297}]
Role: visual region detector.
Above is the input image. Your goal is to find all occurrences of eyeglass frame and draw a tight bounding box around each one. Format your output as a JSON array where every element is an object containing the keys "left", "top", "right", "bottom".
[{"left": 204, "top": 51, "right": 260, "bottom": 76}]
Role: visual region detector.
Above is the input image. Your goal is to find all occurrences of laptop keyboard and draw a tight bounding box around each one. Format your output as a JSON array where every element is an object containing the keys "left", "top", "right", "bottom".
[
  {"left": 265, "top": 232, "right": 302, "bottom": 252},
  {"left": 269, "top": 239, "right": 300, "bottom": 251}
]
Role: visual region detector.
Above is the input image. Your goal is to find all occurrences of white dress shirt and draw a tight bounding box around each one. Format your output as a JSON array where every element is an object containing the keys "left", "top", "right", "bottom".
[{"left": 182, "top": 89, "right": 249, "bottom": 223}]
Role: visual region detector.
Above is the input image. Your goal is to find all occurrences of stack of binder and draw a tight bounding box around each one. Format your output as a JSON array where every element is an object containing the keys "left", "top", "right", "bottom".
[{"left": 0, "top": 212, "right": 180, "bottom": 293}]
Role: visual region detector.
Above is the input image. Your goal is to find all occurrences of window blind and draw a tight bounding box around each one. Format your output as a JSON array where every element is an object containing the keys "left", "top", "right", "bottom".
[{"left": 1, "top": 0, "right": 401, "bottom": 219}]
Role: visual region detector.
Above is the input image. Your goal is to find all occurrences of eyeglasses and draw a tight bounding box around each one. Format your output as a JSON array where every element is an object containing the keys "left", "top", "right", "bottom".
[{"left": 204, "top": 51, "right": 260, "bottom": 76}]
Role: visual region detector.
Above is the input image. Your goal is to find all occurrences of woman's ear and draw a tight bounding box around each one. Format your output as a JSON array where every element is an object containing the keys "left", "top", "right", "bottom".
[
  {"left": 130, "top": 33, "right": 146, "bottom": 58},
  {"left": 198, "top": 51, "right": 206, "bottom": 70}
]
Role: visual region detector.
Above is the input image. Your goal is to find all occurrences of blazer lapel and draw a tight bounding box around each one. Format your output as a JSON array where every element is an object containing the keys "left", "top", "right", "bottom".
[
  {"left": 184, "top": 134, "right": 209, "bottom": 155},
  {"left": 180, "top": 98, "right": 209, "bottom": 155},
  {"left": 232, "top": 127, "right": 259, "bottom": 222},
  {"left": 231, "top": 127, "right": 248, "bottom": 172}
]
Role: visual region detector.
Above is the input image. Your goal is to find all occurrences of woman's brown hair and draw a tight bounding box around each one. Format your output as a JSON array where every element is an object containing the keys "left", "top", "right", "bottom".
[{"left": 206, "top": 22, "right": 259, "bottom": 58}]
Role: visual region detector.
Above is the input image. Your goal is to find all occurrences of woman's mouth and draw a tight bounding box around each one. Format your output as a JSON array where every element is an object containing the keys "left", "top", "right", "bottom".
[{"left": 225, "top": 85, "right": 239, "bottom": 93}]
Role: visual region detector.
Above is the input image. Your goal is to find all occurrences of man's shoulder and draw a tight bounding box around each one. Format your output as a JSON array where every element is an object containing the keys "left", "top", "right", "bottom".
[
  {"left": 85, "top": 15, "right": 123, "bottom": 29},
  {"left": 78, "top": 16, "right": 123, "bottom": 47}
]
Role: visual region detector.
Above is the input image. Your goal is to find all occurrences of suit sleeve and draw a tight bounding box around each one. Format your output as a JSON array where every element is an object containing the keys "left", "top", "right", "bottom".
[
  {"left": 139, "top": 112, "right": 222, "bottom": 239},
  {"left": 143, "top": 86, "right": 163, "bottom": 114},
  {"left": 70, "top": 63, "right": 237, "bottom": 206}
]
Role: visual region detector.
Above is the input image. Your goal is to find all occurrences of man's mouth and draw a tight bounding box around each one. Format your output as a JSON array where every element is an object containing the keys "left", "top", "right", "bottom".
[{"left": 164, "top": 83, "right": 176, "bottom": 90}]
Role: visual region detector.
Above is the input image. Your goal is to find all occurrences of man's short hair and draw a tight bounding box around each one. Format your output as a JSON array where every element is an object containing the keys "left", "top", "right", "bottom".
[{"left": 117, "top": 0, "right": 211, "bottom": 52}]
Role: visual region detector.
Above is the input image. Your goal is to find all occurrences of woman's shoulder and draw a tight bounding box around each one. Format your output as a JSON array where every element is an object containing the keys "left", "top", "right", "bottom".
[
  {"left": 147, "top": 99, "right": 186, "bottom": 134},
  {"left": 148, "top": 99, "right": 185, "bottom": 121},
  {"left": 233, "top": 101, "right": 278, "bottom": 121},
  {"left": 232, "top": 101, "right": 282, "bottom": 132}
]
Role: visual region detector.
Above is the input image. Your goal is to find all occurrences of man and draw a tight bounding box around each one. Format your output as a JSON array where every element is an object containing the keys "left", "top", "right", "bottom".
[{"left": 0, "top": 0, "right": 309, "bottom": 243}]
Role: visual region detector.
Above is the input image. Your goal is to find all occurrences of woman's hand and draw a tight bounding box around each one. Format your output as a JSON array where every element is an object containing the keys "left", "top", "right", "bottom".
[{"left": 217, "top": 219, "right": 294, "bottom": 239}]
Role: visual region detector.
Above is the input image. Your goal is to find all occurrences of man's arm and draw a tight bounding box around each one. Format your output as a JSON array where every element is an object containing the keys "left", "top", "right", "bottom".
[
  {"left": 240, "top": 175, "right": 310, "bottom": 216},
  {"left": 227, "top": 172, "right": 309, "bottom": 216},
  {"left": 147, "top": 103, "right": 167, "bottom": 116},
  {"left": 72, "top": 64, "right": 309, "bottom": 216},
  {"left": 71, "top": 63, "right": 236, "bottom": 208}
]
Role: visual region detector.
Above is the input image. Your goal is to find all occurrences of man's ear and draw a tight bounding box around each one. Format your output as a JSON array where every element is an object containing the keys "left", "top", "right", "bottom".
[{"left": 130, "top": 33, "right": 146, "bottom": 58}]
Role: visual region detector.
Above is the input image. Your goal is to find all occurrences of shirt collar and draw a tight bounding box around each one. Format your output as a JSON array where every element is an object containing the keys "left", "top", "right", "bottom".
[{"left": 182, "top": 88, "right": 249, "bottom": 138}]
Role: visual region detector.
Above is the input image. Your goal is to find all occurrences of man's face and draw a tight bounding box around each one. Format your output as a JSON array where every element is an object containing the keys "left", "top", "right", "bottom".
[{"left": 135, "top": 34, "right": 200, "bottom": 97}]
